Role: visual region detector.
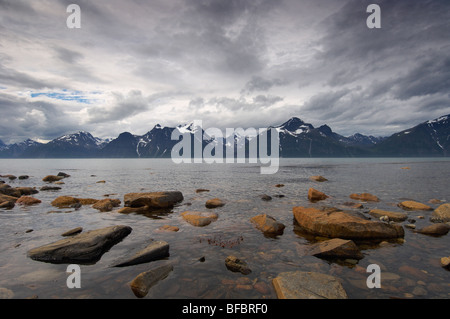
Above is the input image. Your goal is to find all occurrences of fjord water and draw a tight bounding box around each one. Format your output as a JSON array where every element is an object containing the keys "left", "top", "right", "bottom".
[{"left": 0, "top": 158, "right": 449, "bottom": 299}]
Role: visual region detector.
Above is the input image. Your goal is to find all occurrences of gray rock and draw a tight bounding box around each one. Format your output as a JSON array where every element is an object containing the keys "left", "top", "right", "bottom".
[
  {"left": 27, "top": 225, "right": 132, "bottom": 264},
  {"left": 130, "top": 263, "right": 174, "bottom": 298},
  {"left": 114, "top": 240, "right": 169, "bottom": 267},
  {"left": 272, "top": 271, "right": 348, "bottom": 299}
]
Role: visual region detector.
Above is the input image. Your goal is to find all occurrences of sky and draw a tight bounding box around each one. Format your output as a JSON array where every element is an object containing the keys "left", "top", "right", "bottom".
[{"left": 0, "top": 0, "right": 449, "bottom": 144}]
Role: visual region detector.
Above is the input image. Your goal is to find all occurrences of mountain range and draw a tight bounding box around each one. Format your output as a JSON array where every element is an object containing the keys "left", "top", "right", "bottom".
[{"left": 0, "top": 114, "right": 448, "bottom": 158}]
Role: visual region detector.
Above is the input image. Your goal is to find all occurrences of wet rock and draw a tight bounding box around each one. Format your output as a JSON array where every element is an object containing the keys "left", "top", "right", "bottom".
[
  {"left": 51, "top": 196, "right": 98, "bottom": 208},
  {"left": 1, "top": 174, "right": 17, "bottom": 180},
  {"left": 260, "top": 194, "right": 272, "bottom": 201},
  {"left": 304, "top": 238, "right": 363, "bottom": 260},
  {"left": 274, "top": 184, "right": 284, "bottom": 188},
  {"left": 157, "top": 225, "right": 179, "bottom": 232},
  {"left": 0, "top": 184, "right": 21, "bottom": 197},
  {"left": 205, "top": 198, "right": 225, "bottom": 208},
  {"left": 293, "top": 206, "right": 404, "bottom": 239},
  {"left": 92, "top": 198, "right": 121, "bottom": 212},
  {"left": 368, "top": 209, "right": 408, "bottom": 222},
  {"left": 349, "top": 193, "right": 380, "bottom": 202},
  {"left": 310, "top": 175, "right": 328, "bottom": 182},
  {"left": 272, "top": 271, "right": 348, "bottom": 299},
  {"left": 27, "top": 225, "right": 132, "bottom": 264},
  {"left": 181, "top": 211, "right": 218, "bottom": 227},
  {"left": 130, "top": 263, "right": 174, "bottom": 298},
  {"left": 117, "top": 206, "right": 152, "bottom": 214},
  {"left": 308, "top": 188, "right": 328, "bottom": 202},
  {"left": 0, "top": 201, "right": 14, "bottom": 209},
  {"left": 416, "top": 223, "right": 450, "bottom": 236},
  {"left": 16, "top": 196, "right": 41, "bottom": 206},
  {"left": 431, "top": 203, "right": 450, "bottom": 223},
  {"left": 195, "top": 189, "right": 210, "bottom": 193},
  {"left": 124, "top": 191, "right": 183, "bottom": 209},
  {"left": 40, "top": 186, "right": 61, "bottom": 191},
  {"left": 342, "top": 202, "right": 364, "bottom": 209},
  {"left": 42, "top": 175, "right": 64, "bottom": 182},
  {"left": 61, "top": 227, "right": 83, "bottom": 236},
  {"left": 57, "top": 172, "right": 70, "bottom": 178},
  {"left": 440, "top": 257, "right": 450, "bottom": 270},
  {"left": 18, "top": 175, "right": 29, "bottom": 180},
  {"left": 398, "top": 201, "right": 432, "bottom": 211},
  {"left": 250, "top": 214, "right": 285, "bottom": 236},
  {"left": 114, "top": 240, "right": 169, "bottom": 267},
  {"left": 428, "top": 199, "right": 443, "bottom": 204},
  {"left": 16, "top": 187, "right": 39, "bottom": 196},
  {"left": 225, "top": 256, "right": 251, "bottom": 275},
  {"left": 96, "top": 180, "right": 106, "bottom": 184}
]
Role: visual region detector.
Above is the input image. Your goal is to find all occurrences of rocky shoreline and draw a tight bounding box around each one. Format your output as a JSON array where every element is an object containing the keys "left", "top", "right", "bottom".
[{"left": 1, "top": 172, "right": 449, "bottom": 299}]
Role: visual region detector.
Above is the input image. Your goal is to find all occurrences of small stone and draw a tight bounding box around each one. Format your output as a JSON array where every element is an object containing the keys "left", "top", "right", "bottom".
[
  {"left": 18, "top": 175, "right": 29, "bottom": 180},
  {"left": 440, "top": 257, "right": 450, "bottom": 269},
  {"left": 195, "top": 189, "right": 210, "bottom": 193},
  {"left": 398, "top": 201, "right": 433, "bottom": 211},
  {"left": 130, "top": 263, "right": 173, "bottom": 298},
  {"left": 181, "top": 211, "right": 218, "bottom": 227},
  {"left": 349, "top": 193, "right": 380, "bottom": 202},
  {"left": 96, "top": 180, "right": 106, "bottom": 184},
  {"left": 61, "top": 227, "right": 83, "bottom": 237},
  {"left": 405, "top": 224, "right": 416, "bottom": 229},
  {"left": 308, "top": 188, "right": 328, "bottom": 202},
  {"left": 274, "top": 184, "right": 284, "bottom": 187},
  {"left": 250, "top": 214, "right": 285, "bottom": 236},
  {"left": 225, "top": 256, "right": 251, "bottom": 275},
  {"left": 42, "top": 175, "right": 64, "bottom": 182},
  {"left": 310, "top": 176, "right": 328, "bottom": 182},
  {"left": 205, "top": 198, "right": 225, "bottom": 209},
  {"left": 157, "top": 225, "right": 179, "bottom": 232},
  {"left": 260, "top": 194, "right": 272, "bottom": 201}
]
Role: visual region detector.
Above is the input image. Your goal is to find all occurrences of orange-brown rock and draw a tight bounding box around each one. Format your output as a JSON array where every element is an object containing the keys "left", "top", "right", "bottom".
[
  {"left": 308, "top": 188, "right": 328, "bottom": 202},
  {"left": 92, "top": 198, "right": 121, "bottom": 212},
  {"left": 293, "top": 206, "right": 404, "bottom": 239},
  {"left": 398, "top": 200, "right": 432, "bottom": 211},
  {"left": 42, "top": 175, "right": 64, "bottom": 182},
  {"left": 181, "top": 211, "right": 218, "bottom": 227},
  {"left": 157, "top": 225, "right": 179, "bottom": 232},
  {"left": 205, "top": 198, "right": 225, "bottom": 209},
  {"left": 124, "top": 191, "right": 183, "bottom": 209},
  {"left": 349, "top": 193, "right": 380, "bottom": 202},
  {"left": 51, "top": 196, "right": 98, "bottom": 208},
  {"left": 16, "top": 196, "right": 41, "bottom": 206},
  {"left": 309, "top": 176, "right": 328, "bottom": 182},
  {"left": 304, "top": 238, "right": 363, "bottom": 260},
  {"left": 250, "top": 214, "right": 285, "bottom": 235},
  {"left": 368, "top": 209, "right": 408, "bottom": 222}
]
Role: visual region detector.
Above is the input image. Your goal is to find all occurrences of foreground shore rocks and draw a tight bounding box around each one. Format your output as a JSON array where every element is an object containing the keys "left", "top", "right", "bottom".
[
  {"left": 293, "top": 206, "right": 405, "bottom": 239},
  {"left": 113, "top": 240, "right": 169, "bottom": 267},
  {"left": 27, "top": 225, "right": 132, "bottom": 264}
]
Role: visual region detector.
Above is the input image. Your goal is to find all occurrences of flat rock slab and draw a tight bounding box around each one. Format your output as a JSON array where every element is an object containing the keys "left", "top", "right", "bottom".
[
  {"left": 130, "top": 263, "right": 174, "bottom": 298},
  {"left": 124, "top": 191, "right": 183, "bottom": 208},
  {"left": 368, "top": 209, "right": 408, "bottom": 222},
  {"left": 349, "top": 193, "right": 380, "bottom": 202},
  {"left": 293, "top": 206, "right": 404, "bottom": 239},
  {"left": 272, "top": 271, "right": 348, "bottom": 299},
  {"left": 303, "top": 238, "right": 363, "bottom": 260},
  {"left": 27, "top": 225, "right": 132, "bottom": 264},
  {"left": 417, "top": 223, "right": 450, "bottom": 236},
  {"left": 398, "top": 201, "right": 432, "bottom": 211},
  {"left": 114, "top": 240, "right": 170, "bottom": 267}
]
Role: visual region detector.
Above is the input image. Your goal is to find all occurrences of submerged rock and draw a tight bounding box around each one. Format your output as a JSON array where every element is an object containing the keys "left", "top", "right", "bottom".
[
  {"left": 368, "top": 209, "right": 408, "bottom": 222},
  {"left": 349, "top": 193, "right": 380, "bottom": 202},
  {"left": 124, "top": 191, "right": 183, "bottom": 209},
  {"left": 431, "top": 203, "right": 450, "bottom": 223},
  {"left": 293, "top": 206, "right": 404, "bottom": 239},
  {"left": 398, "top": 201, "right": 432, "bottom": 211},
  {"left": 304, "top": 238, "right": 363, "bottom": 260},
  {"left": 27, "top": 225, "right": 132, "bottom": 264},
  {"left": 250, "top": 214, "right": 285, "bottom": 236},
  {"left": 114, "top": 240, "right": 169, "bottom": 267},
  {"left": 225, "top": 256, "right": 251, "bottom": 275},
  {"left": 181, "top": 211, "right": 218, "bottom": 227},
  {"left": 272, "top": 271, "right": 348, "bottom": 299},
  {"left": 42, "top": 175, "right": 64, "bottom": 182},
  {"left": 51, "top": 196, "right": 98, "bottom": 208},
  {"left": 61, "top": 227, "right": 83, "bottom": 237},
  {"left": 40, "top": 186, "right": 61, "bottom": 191},
  {"left": 130, "top": 263, "right": 174, "bottom": 298},
  {"left": 308, "top": 188, "right": 328, "bottom": 202},
  {"left": 416, "top": 223, "right": 450, "bottom": 236},
  {"left": 440, "top": 257, "right": 450, "bottom": 270},
  {"left": 310, "top": 176, "right": 328, "bottom": 182}
]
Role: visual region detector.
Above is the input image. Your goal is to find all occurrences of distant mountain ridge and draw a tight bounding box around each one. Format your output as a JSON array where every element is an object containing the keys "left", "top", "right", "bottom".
[{"left": 0, "top": 114, "right": 448, "bottom": 158}]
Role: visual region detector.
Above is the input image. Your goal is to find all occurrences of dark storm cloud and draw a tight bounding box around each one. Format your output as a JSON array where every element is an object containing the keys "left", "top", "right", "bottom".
[
  {"left": 53, "top": 46, "right": 84, "bottom": 64},
  {"left": 0, "top": 61, "right": 58, "bottom": 90},
  {"left": 241, "top": 76, "right": 288, "bottom": 94}
]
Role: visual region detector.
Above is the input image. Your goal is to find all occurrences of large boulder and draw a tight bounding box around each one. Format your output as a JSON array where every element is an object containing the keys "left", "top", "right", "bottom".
[
  {"left": 181, "top": 211, "right": 218, "bottom": 227},
  {"left": 27, "top": 225, "right": 132, "bottom": 264},
  {"left": 293, "top": 206, "right": 404, "bottom": 239},
  {"left": 368, "top": 209, "right": 408, "bottom": 222},
  {"left": 124, "top": 191, "right": 183, "bottom": 209},
  {"left": 272, "top": 271, "right": 348, "bottom": 299},
  {"left": 303, "top": 238, "right": 363, "bottom": 260},
  {"left": 431, "top": 203, "right": 450, "bottom": 223},
  {"left": 398, "top": 201, "right": 432, "bottom": 211},
  {"left": 250, "top": 214, "right": 285, "bottom": 236},
  {"left": 114, "top": 240, "right": 170, "bottom": 267}
]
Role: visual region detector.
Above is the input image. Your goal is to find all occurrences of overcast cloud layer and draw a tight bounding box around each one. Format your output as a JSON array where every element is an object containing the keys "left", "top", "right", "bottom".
[{"left": 0, "top": 0, "right": 449, "bottom": 143}]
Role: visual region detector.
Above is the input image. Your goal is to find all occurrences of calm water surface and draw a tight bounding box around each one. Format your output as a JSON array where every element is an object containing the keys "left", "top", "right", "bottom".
[{"left": 0, "top": 158, "right": 449, "bottom": 299}]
